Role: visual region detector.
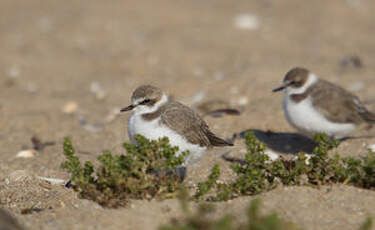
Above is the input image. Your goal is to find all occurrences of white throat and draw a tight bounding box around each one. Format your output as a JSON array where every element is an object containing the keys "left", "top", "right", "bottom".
[
  {"left": 285, "top": 73, "right": 318, "bottom": 96},
  {"left": 132, "top": 93, "right": 168, "bottom": 115}
]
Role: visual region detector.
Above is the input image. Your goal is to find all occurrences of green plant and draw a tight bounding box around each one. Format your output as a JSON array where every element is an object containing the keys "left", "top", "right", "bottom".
[
  {"left": 61, "top": 135, "right": 188, "bottom": 208},
  {"left": 195, "top": 132, "right": 375, "bottom": 201}
]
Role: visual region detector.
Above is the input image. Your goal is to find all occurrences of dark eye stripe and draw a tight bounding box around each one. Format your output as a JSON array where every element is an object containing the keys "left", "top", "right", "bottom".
[{"left": 139, "top": 99, "right": 151, "bottom": 105}]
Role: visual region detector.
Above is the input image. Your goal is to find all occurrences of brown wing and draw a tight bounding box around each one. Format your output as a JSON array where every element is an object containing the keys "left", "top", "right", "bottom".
[
  {"left": 310, "top": 80, "right": 369, "bottom": 124},
  {"left": 160, "top": 101, "right": 232, "bottom": 147}
]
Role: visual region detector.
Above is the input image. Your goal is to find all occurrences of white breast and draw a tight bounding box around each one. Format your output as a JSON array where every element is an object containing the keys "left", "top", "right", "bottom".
[
  {"left": 282, "top": 96, "right": 356, "bottom": 138},
  {"left": 128, "top": 114, "right": 206, "bottom": 165}
]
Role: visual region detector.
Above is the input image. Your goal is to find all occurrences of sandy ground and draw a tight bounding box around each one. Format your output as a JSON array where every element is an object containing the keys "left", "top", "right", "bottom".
[{"left": 1, "top": 0, "right": 375, "bottom": 229}]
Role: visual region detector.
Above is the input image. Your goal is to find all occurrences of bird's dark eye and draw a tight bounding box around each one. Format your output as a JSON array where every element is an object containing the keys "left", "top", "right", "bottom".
[{"left": 140, "top": 99, "right": 151, "bottom": 105}]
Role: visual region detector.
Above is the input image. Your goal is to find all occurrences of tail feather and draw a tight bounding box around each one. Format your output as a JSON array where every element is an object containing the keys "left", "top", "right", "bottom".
[
  {"left": 206, "top": 130, "right": 233, "bottom": 146},
  {"left": 361, "top": 110, "right": 375, "bottom": 123}
]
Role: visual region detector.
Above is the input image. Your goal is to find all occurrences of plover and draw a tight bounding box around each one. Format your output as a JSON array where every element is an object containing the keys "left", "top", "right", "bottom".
[
  {"left": 273, "top": 67, "right": 375, "bottom": 138},
  {"left": 121, "top": 85, "right": 233, "bottom": 164}
]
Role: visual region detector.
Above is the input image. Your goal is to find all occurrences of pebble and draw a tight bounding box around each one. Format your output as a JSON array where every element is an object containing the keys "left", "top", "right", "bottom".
[
  {"left": 62, "top": 101, "right": 78, "bottom": 114},
  {"left": 236, "top": 96, "right": 248, "bottom": 106},
  {"left": 16, "top": 149, "right": 37, "bottom": 158},
  {"left": 233, "top": 13, "right": 260, "bottom": 30},
  {"left": 90, "top": 82, "right": 106, "bottom": 100}
]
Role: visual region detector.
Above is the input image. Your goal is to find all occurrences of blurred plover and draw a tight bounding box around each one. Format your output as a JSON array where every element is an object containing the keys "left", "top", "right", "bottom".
[
  {"left": 121, "top": 85, "right": 233, "bottom": 164},
  {"left": 273, "top": 67, "right": 375, "bottom": 138}
]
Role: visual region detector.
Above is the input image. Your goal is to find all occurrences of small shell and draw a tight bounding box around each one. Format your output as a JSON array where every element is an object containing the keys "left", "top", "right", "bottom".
[
  {"left": 62, "top": 101, "right": 78, "bottom": 114},
  {"left": 16, "top": 149, "right": 37, "bottom": 158},
  {"left": 233, "top": 14, "right": 260, "bottom": 30}
]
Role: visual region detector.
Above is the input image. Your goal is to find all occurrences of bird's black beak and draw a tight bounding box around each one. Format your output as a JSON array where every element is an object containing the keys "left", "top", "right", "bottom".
[
  {"left": 120, "top": 104, "right": 136, "bottom": 112},
  {"left": 272, "top": 82, "right": 292, "bottom": 93},
  {"left": 272, "top": 85, "right": 286, "bottom": 92}
]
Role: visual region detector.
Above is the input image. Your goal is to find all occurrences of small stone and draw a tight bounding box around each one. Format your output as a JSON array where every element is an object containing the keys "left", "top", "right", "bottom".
[
  {"left": 16, "top": 149, "right": 37, "bottom": 158},
  {"left": 62, "top": 101, "right": 78, "bottom": 114},
  {"left": 237, "top": 96, "right": 248, "bottom": 106},
  {"left": 90, "top": 82, "right": 106, "bottom": 100},
  {"left": 233, "top": 14, "right": 260, "bottom": 30}
]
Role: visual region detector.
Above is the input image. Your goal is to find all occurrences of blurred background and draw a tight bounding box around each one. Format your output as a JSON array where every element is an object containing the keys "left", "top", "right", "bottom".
[{"left": 1, "top": 0, "right": 375, "bottom": 229}]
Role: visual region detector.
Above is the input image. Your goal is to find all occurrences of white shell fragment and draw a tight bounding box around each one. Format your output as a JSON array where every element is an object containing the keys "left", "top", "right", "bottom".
[
  {"left": 233, "top": 13, "right": 260, "bottom": 30},
  {"left": 36, "top": 176, "right": 66, "bottom": 185},
  {"left": 368, "top": 144, "right": 375, "bottom": 152},
  {"left": 16, "top": 149, "right": 37, "bottom": 158},
  {"left": 62, "top": 101, "right": 78, "bottom": 114},
  {"left": 264, "top": 150, "right": 280, "bottom": 161},
  {"left": 235, "top": 96, "right": 248, "bottom": 106}
]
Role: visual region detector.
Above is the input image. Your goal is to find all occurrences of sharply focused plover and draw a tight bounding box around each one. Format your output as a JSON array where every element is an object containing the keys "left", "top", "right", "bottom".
[
  {"left": 273, "top": 67, "right": 375, "bottom": 138},
  {"left": 121, "top": 85, "right": 233, "bottom": 164}
]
